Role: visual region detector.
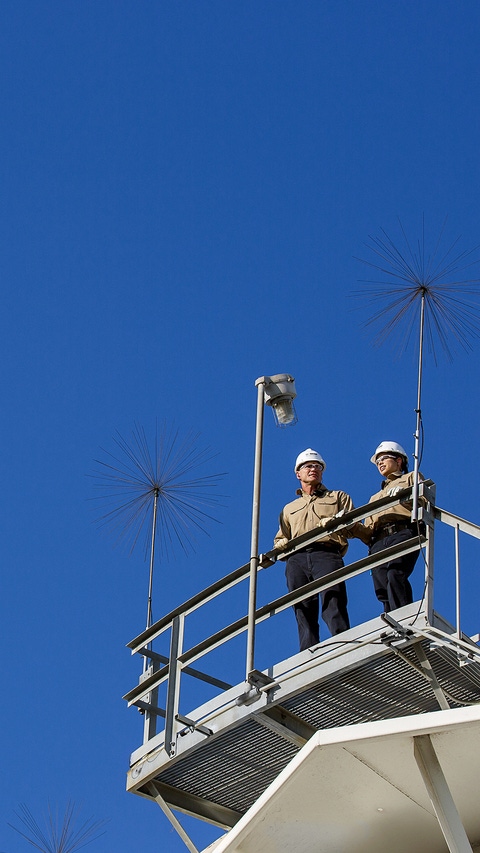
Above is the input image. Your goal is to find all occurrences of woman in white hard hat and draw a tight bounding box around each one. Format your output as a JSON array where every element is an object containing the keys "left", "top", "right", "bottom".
[{"left": 365, "top": 441, "right": 424, "bottom": 613}]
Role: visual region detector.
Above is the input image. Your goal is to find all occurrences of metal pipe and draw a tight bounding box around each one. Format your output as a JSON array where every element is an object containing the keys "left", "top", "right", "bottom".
[
  {"left": 412, "top": 294, "right": 425, "bottom": 521},
  {"left": 246, "top": 380, "right": 265, "bottom": 678},
  {"left": 146, "top": 488, "right": 159, "bottom": 631},
  {"left": 143, "top": 488, "right": 159, "bottom": 678}
]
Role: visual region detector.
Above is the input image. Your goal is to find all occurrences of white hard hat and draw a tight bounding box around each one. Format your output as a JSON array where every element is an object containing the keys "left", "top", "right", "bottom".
[
  {"left": 370, "top": 440, "right": 408, "bottom": 465},
  {"left": 295, "top": 448, "right": 326, "bottom": 472}
]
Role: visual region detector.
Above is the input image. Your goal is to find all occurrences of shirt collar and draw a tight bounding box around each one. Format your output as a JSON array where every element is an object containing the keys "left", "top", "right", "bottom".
[
  {"left": 382, "top": 470, "right": 404, "bottom": 488},
  {"left": 296, "top": 484, "right": 326, "bottom": 497}
]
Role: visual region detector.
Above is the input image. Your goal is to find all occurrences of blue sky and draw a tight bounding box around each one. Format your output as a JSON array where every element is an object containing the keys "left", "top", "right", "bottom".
[{"left": 2, "top": 2, "right": 480, "bottom": 851}]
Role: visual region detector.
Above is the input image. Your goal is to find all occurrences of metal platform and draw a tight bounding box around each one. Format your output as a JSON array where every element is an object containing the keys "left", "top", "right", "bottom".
[{"left": 127, "top": 606, "right": 480, "bottom": 828}]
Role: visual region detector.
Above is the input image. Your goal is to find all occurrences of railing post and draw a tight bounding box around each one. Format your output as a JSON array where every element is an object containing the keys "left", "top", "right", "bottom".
[
  {"left": 422, "top": 482, "right": 436, "bottom": 625},
  {"left": 455, "top": 524, "right": 461, "bottom": 638},
  {"left": 142, "top": 658, "right": 160, "bottom": 744},
  {"left": 164, "top": 614, "right": 185, "bottom": 756}
]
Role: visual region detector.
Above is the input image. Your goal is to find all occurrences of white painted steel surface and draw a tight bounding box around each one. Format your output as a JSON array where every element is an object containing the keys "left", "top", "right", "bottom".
[{"left": 204, "top": 706, "right": 480, "bottom": 853}]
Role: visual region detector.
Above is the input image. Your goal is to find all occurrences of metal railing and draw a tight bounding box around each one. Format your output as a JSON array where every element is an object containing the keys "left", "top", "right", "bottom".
[{"left": 124, "top": 480, "right": 480, "bottom": 755}]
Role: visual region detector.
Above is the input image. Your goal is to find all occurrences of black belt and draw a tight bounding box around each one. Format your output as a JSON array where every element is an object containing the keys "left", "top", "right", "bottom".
[
  {"left": 297, "top": 542, "right": 342, "bottom": 554},
  {"left": 371, "top": 521, "right": 424, "bottom": 544}
]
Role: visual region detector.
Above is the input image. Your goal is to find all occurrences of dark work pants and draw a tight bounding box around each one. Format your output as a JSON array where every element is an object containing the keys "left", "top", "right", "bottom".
[
  {"left": 369, "top": 527, "right": 419, "bottom": 612},
  {"left": 285, "top": 548, "right": 350, "bottom": 651}
]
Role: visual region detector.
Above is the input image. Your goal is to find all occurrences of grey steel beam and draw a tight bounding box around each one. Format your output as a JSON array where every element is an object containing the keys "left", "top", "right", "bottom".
[
  {"left": 370, "top": 631, "right": 457, "bottom": 713},
  {"left": 414, "top": 644, "right": 451, "bottom": 711},
  {"left": 434, "top": 507, "right": 480, "bottom": 540},
  {"left": 144, "top": 658, "right": 160, "bottom": 743},
  {"left": 257, "top": 705, "right": 317, "bottom": 747},
  {"left": 176, "top": 713, "right": 213, "bottom": 737},
  {"left": 134, "top": 700, "right": 166, "bottom": 717},
  {"left": 146, "top": 779, "right": 241, "bottom": 829},
  {"left": 414, "top": 734, "right": 473, "bottom": 853},
  {"left": 254, "top": 713, "right": 305, "bottom": 748},
  {"left": 164, "top": 614, "right": 185, "bottom": 755},
  {"left": 147, "top": 781, "right": 200, "bottom": 853},
  {"left": 141, "top": 650, "right": 233, "bottom": 691},
  {"left": 455, "top": 523, "right": 461, "bottom": 638},
  {"left": 425, "top": 505, "right": 435, "bottom": 624}
]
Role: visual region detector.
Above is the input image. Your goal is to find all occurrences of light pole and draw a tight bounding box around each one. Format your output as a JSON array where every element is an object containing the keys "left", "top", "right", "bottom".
[{"left": 246, "top": 374, "right": 297, "bottom": 679}]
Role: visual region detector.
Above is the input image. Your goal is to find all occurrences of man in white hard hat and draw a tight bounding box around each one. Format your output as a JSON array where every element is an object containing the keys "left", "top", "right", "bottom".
[
  {"left": 274, "top": 449, "right": 369, "bottom": 651},
  {"left": 365, "top": 441, "right": 424, "bottom": 612}
]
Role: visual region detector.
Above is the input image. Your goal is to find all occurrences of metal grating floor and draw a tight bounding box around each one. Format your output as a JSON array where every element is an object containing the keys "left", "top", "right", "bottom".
[
  {"left": 156, "top": 717, "right": 299, "bottom": 814},
  {"left": 282, "top": 641, "right": 478, "bottom": 729}
]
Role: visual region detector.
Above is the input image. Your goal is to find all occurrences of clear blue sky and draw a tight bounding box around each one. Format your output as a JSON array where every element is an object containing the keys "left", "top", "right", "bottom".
[{"left": 2, "top": 2, "right": 480, "bottom": 851}]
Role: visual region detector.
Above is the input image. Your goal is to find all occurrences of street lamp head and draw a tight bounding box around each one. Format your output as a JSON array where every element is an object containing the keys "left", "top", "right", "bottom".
[
  {"left": 257, "top": 374, "right": 297, "bottom": 427},
  {"left": 270, "top": 397, "right": 297, "bottom": 426}
]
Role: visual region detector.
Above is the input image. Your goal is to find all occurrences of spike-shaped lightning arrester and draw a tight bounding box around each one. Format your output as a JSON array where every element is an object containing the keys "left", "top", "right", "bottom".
[
  {"left": 8, "top": 801, "right": 108, "bottom": 853},
  {"left": 354, "top": 217, "right": 480, "bottom": 518},
  {"left": 90, "top": 423, "right": 226, "bottom": 644}
]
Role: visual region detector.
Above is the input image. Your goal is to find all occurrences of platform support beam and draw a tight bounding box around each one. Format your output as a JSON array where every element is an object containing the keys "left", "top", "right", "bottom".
[
  {"left": 414, "top": 734, "right": 472, "bottom": 853},
  {"left": 414, "top": 644, "right": 450, "bottom": 711},
  {"left": 147, "top": 781, "right": 200, "bottom": 853}
]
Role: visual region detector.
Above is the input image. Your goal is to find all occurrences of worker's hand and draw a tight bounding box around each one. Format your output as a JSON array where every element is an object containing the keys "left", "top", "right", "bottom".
[
  {"left": 388, "top": 486, "right": 401, "bottom": 496},
  {"left": 358, "top": 524, "right": 372, "bottom": 545},
  {"left": 323, "top": 509, "right": 345, "bottom": 527}
]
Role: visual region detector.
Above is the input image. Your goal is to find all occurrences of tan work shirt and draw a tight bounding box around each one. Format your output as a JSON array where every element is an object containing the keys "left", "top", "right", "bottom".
[
  {"left": 364, "top": 470, "right": 424, "bottom": 533},
  {"left": 274, "top": 484, "right": 368, "bottom": 557}
]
